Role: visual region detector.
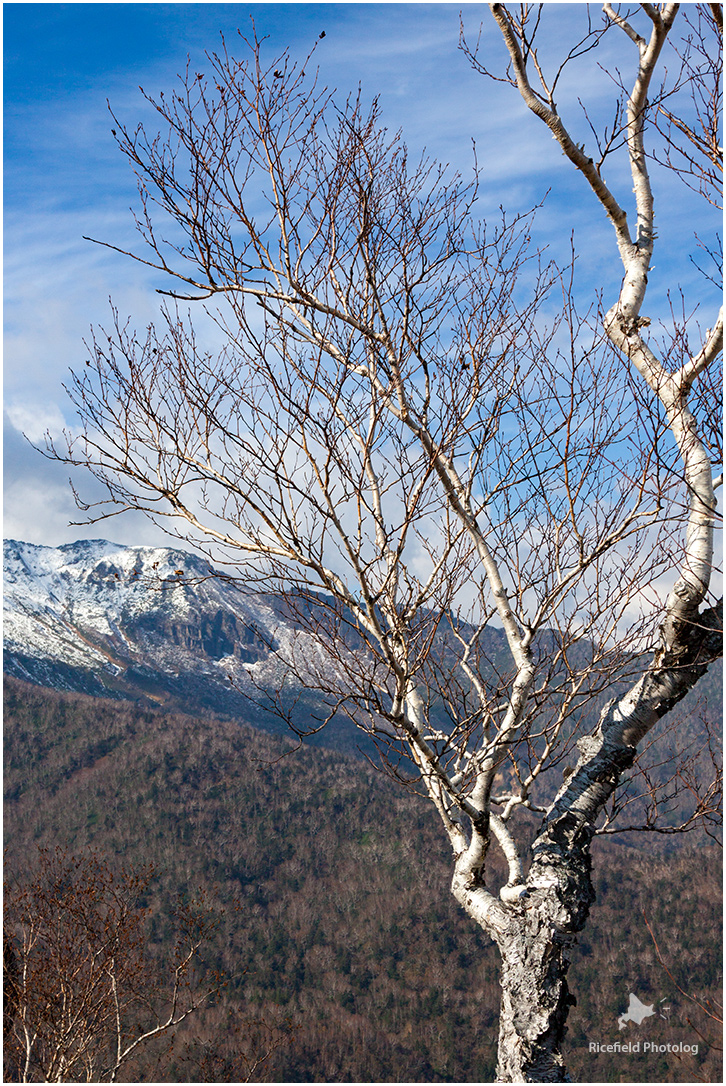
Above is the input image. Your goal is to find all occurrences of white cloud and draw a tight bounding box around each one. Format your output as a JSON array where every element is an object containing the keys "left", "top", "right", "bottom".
[{"left": 4, "top": 403, "right": 68, "bottom": 446}]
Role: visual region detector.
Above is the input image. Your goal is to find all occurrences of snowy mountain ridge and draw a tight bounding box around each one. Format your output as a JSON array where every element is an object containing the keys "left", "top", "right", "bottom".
[{"left": 3, "top": 538, "right": 320, "bottom": 725}]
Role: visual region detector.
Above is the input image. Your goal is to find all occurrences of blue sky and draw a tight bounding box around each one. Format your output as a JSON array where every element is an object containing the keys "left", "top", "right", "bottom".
[{"left": 4, "top": 2, "right": 721, "bottom": 548}]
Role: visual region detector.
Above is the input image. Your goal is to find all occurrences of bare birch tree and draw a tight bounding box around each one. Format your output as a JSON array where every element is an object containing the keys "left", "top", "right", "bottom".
[
  {"left": 3, "top": 849, "right": 219, "bottom": 1082},
  {"left": 46, "top": 7, "right": 721, "bottom": 1081}
]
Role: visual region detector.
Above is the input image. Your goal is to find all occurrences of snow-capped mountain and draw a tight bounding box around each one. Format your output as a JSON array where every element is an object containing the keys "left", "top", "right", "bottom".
[{"left": 3, "top": 539, "right": 325, "bottom": 729}]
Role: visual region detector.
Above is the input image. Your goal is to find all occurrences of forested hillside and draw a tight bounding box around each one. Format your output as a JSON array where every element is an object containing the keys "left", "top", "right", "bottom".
[{"left": 4, "top": 677, "right": 721, "bottom": 1082}]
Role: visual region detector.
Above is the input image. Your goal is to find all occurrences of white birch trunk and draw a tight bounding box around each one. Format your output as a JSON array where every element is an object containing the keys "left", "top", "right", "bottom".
[{"left": 457, "top": 592, "right": 721, "bottom": 1082}]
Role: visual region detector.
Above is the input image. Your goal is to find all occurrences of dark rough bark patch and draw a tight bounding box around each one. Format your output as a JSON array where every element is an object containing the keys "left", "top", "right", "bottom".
[
  {"left": 492, "top": 817, "right": 598, "bottom": 1080},
  {"left": 495, "top": 910, "right": 579, "bottom": 1082},
  {"left": 645, "top": 600, "right": 723, "bottom": 717}
]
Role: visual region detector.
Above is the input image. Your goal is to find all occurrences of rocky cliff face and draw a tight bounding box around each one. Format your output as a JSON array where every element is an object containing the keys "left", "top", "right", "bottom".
[{"left": 2, "top": 539, "right": 314, "bottom": 727}]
